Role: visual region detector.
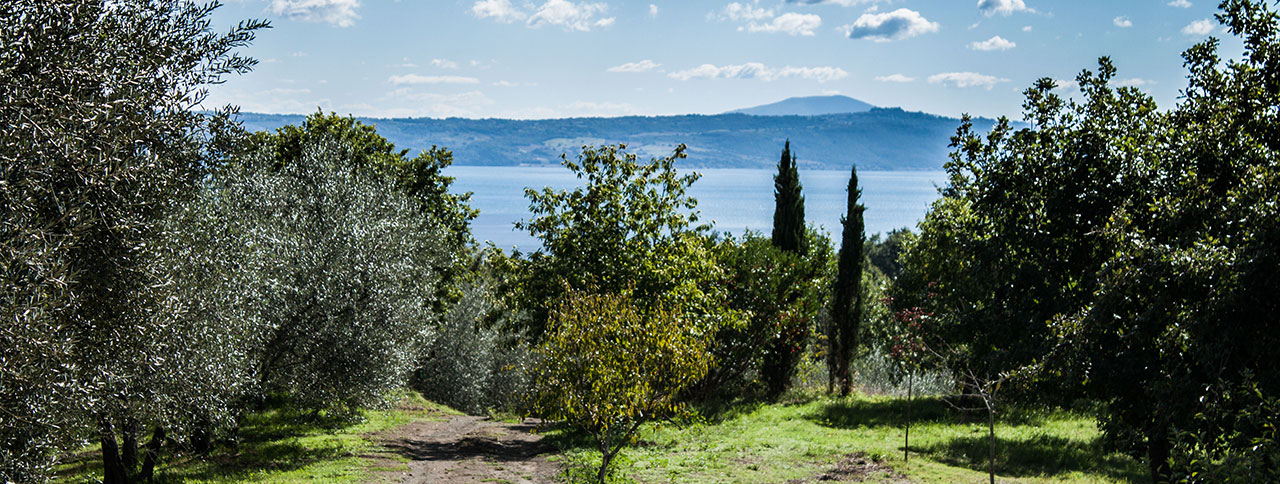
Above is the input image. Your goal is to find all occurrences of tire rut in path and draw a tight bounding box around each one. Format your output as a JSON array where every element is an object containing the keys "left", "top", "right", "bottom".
[{"left": 371, "top": 414, "right": 559, "bottom": 484}]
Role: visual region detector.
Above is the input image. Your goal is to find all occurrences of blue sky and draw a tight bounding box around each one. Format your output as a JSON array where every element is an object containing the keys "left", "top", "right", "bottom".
[{"left": 207, "top": 0, "right": 1242, "bottom": 120}]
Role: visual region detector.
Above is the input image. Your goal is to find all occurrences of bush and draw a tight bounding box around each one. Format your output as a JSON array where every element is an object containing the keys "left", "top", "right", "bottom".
[
  {"left": 533, "top": 289, "right": 712, "bottom": 484},
  {"left": 701, "top": 229, "right": 832, "bottom": 398},
  {"left": 414, "top": 276, "right": 533, "bottom": 415}
]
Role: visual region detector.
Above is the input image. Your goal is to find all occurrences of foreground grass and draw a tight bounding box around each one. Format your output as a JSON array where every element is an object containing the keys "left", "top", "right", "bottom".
[
  {"left": 549, "top": 391, "right": 1149, "bottom": 484},
  {"left": 55, "top": 392, "right": 459, "bottom": 484}
]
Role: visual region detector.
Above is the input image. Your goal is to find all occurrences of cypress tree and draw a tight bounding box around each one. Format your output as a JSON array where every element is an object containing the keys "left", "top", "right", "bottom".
[
  {"left": 831, "top": 165, "right": 865, "bottom": 396},
  {"left": 771, "top": 140, "right": 807, "bottom": 255}
]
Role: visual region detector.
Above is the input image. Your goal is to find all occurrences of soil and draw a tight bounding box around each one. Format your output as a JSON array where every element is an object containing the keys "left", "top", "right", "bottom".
[
  {"left": 787, "top": 452, "right": 911, "bottom": 483},
  {"left": 369, "top": 413, "right": 560, "bottom": 484}
]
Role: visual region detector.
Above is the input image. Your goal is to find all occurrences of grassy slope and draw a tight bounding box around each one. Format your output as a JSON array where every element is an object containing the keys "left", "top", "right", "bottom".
[
  {"left": 553, "top": 391, "right": 1149, "bottom": 484},
  {"left": 55, "top": 393, "right": 460, "bottom": 484}
]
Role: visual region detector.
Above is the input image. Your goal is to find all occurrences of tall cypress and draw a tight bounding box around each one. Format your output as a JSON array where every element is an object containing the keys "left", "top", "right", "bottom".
[
  {"left": 771, "top": 140, "right": 807, "bottom": 255},
  {"left": 831, "top": 165, "right": 865, "bottom": 396}
]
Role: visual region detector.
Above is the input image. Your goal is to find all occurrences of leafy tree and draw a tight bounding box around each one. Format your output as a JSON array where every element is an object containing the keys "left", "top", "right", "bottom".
[
  {"left": 250, "top": 111, "right": 477, "bottom": 306},
  {"left": 532, "top": 289, "right": 713, "bottom": 484},
  {"left": 702, "top": 229, "right": 833, "bottom": 398},
  {"left": 893, "top": 58, "right": 1158, "bottom": 399},
  {"left": 771, "top": 141, "right": 808, "bottom": 255},
  {"left": 1047, "top": 2, "right": 1280, "bottom": 481},
  {"left": 865, "top": 228, "right": 914, "bottom": 280},
  {"left": 208, "top": 137, "right": 448, "bottom": 412},
  {"left": 830, "top": 165, "right": 866, "bottom": 396},
  {"left": 516, "top": 144, "right": 731, "bottom": 341},
  {"left": 0, "top": 1, "right": 264, "bottom": 482},
  {"left": 413, "top": 249, "right": 534, "bottom": 415}
]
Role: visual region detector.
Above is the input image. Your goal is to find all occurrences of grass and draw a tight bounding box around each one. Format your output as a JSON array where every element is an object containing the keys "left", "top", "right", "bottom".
[
  {"left": 547, "top": 390, "right": 1150, "bottom": 484},
  {"left": 54, "top": 392, "right": 460, "bottom": 484}
]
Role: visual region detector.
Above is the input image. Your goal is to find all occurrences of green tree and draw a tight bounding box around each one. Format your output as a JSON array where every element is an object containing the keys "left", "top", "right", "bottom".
[
  {"left": 831, "top": 165, "right": 866, "bottom": 396},
  {"left": 213, "top": 137, "right": 448, "bottom": 412},
  {"left": 771, "top": 141, "right": 808, "bottom": 256},
  {"left": 516, "top": 144, "right": 731, "bottom": 342},
  {"left": 703, "top": 229, "right": 833, "bottom": 398},
  {"left": 865, "top": 228, "right": 914, "bottom": 280},
  {"left": 1049, "top": 2, "right": 1280, "bottom": 481},
  {"left": 250, "top": 111, "right": 477, "bottom": 305},
  {"left": 893, "top": 59, "right": 1157, "bottom": 399},
  {"left": 533, "top": 289, "right": 713, "bottom": 484},
  {"left": 0, "top": 1, "right": 264, "bottom": 482}
]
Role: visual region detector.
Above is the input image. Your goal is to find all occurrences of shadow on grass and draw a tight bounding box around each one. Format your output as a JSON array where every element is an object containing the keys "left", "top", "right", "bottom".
[
  {"left": 56, "top": 404, "right": 368, "bottom": 483},
  {"left": 155, "top": 439, "right": 352, "bottom": 483},
  {"left": 919, "top": 433, "right": 1150, "bottom": 483},
  {"left": 808, "top": 396, "right": 955, "bottom": 429}
]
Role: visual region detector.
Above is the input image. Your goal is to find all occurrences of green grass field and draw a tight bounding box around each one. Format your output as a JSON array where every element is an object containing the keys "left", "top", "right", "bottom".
[
  {"left": 551, "top": 390, "right": 1150, "bottom": 484},
  {"left": 55, "top": 393, "right": 459, "bottom": 484},
  {"left": 56, "top": 391, "right": 1148, "bottom": 484}
]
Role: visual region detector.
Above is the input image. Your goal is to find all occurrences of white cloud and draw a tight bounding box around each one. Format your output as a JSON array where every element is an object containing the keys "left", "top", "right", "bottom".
[
  {"left": 471, "top": 0, "right": 527, "bottom": 23},
  {"left": 776, "top": 66, "right": 849, "bottom": 82},
  {"left": 784, "top": 0, "right": 885, "bottom": 6},
  {"left": 844, "top": 8, "right": 939, "bottom": 42},
  {"left": 875, "top": 73, "right": 916, "bottom": 83},
  {"left": 380, "top": 89, "right": 496, "bottom": 118},
  {"left": 649, "top": 4, "right": 658, "bottom": 17},
  {"left": 1022, "top": 25, "right": 1032, "bottom": 32},
  {"left": 432, "top": 58, "right": 459, "bottom": 69},
  {"left": 1168, "top": 0, "right": 1191, "bottom": 7},
  {"left": 745, "top": 12, "right": 822, "bottom": 36},
  {"left": 561, "top": 101, "right": 637, "bottom": 116},
  {"left": 1053, "top": 79, "right": 1079, "bottom": 93},
  {"left": 668, "top": 62, "right": 848, "bottom": 82},
  {"left": 269, "top": 0, "right": 361, "bottom": 27},
  {"left": 977, "top": 0, "right": 1033, "bottom": 17},
  {"left": 969, "top": 35, "right": 1015, "bottom": 51},
  {"left": 527, "top": 0, "right": 614, "bottom": 31},
  {"left": 1117, "top": 78, "right": 1155, "bottom": 88},
  {"left": 1113, "top": 16, "right": 1132, "bottom": 28},
  {"left": 608, "top": 59, "right": 661, "bottom": 73},
  {"left": 473, "top": 0, "right": 615, "bottom": 31},
  {"left": 1182, "top": 18, "right": 1215, "bottom": 36},
  {"left": 388, "top": 74, "right": 481, "bottom": 85},
  {"left": 492, "top": 80, "right": 536, "bottom": 87},
  {"left": 719, "top": 2, "right": 774, "bottom": 21},
  {"left": 928, "top": 72, "right": 1009, "bottom": 89}
]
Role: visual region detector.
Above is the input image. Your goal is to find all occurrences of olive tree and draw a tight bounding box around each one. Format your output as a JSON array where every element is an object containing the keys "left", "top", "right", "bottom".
[
  {"left": 0, "top": 1, "right": 264, "bottom": 482},
  {"left": 207, "top": 137, "right": 449, "bottom": 411}
]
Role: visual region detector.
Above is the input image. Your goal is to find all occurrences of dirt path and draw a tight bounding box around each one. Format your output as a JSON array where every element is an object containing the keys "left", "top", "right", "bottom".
[{"left": 371, "top": 414, "right": 560, "bottom": 484}]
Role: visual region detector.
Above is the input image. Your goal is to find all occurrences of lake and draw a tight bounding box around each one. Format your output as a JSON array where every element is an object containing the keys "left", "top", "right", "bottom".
[{"left": 445, "top": 166, "right": 948, "bottom": 250}]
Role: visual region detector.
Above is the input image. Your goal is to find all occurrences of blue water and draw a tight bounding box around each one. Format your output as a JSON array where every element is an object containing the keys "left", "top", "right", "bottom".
[{"left": 445, "top": 166, "right": 947, "bottom": 250}]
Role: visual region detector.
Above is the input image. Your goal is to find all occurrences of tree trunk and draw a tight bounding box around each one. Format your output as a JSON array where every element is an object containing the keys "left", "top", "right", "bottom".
[
  {"left": 191, "top": 415, "right": 213, "bottom": 455},
  {"left": 1147, "top": 426, "right": 1172, "bottom": 484},
  {"left": 100, "top": 418, "right": 128, "bottom": 484},
  {"left": 121, "top": 418, "right": 140, "bottom": 474},
  {"left": 987, "top": 406, "right": 996, "bottom": 484},
  {"left": 904, "top": 369, "right": 912, "bottom": 463},
  {"left": 139, "top": 426, "right": 166, "bottom": 482}
]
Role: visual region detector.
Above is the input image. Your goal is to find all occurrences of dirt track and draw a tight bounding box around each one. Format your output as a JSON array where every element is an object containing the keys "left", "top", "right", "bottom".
[{"left": 371, "top": 414, "right": 560, "bottom": 484}]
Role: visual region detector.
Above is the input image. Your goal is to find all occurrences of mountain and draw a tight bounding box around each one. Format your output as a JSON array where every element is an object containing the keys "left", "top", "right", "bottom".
[
  {"left": 235, "top": 107, "right": 994, "bottom": 171},
  {"left": 728, "top": 95, "right": 875, "bottom": 116}
]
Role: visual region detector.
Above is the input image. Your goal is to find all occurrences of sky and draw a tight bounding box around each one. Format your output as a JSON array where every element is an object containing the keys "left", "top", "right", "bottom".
[{"left": 206, "top": 0, "right": 1245, "bottom": 120}]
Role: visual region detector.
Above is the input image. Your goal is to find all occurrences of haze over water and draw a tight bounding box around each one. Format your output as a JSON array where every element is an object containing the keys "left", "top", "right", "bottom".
[{"left": 448, "top": 166, "right": 946, "bottom": 249}]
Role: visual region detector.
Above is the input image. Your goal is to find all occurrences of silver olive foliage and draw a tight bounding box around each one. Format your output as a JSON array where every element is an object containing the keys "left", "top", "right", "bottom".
[
  {"left": 204, "top": 138, "right": 449, "bottom": 411},
  {"left": 0, "top": 0, "right": 264, "bottom": 481}
]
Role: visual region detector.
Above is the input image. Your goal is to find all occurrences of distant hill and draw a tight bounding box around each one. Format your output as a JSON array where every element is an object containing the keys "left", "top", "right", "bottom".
[
  {"left": 235, "top": 108, "right": 995, "bottom": 171},
  {"left": 728, "top": 95, "right": 875, "bottom": 116}
]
